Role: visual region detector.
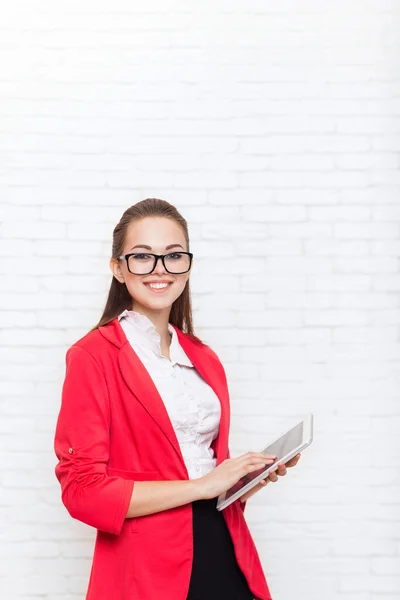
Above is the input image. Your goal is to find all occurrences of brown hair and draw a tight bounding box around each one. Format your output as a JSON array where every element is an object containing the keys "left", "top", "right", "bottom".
[{"left": 89, "top": 198, "right": 204, "bottom": 345}]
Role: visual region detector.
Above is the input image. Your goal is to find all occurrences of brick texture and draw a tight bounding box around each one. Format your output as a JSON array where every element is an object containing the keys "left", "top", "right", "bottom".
[{"left": 1, "top": 1, "right": 400, "bottom": 599}]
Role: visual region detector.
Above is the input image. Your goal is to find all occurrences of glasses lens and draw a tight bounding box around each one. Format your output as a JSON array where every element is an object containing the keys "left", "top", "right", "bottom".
[
  {"left": 128, "top": 252, "right": 191, "bottom": 274},
  {"left": 128, "top": 253, "right": 155, "bottom": 274},
  {"left": 164, "top": 252, "right": 191, "bottom": 273}
]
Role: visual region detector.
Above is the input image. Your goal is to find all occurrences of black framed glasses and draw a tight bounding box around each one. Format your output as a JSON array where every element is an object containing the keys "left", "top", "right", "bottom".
[{"left": 118, "top": 251, "right": 193, "bottom": 275}]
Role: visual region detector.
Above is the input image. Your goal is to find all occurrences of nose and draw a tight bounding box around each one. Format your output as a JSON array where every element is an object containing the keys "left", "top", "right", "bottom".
[{"left": 152, "top": 255, "right": 167, "bottom": 275}]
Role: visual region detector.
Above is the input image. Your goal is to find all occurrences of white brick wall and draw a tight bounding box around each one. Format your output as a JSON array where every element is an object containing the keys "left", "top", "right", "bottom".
[{"left": 1, "top": 1, "right": 400, "bottom": 598}]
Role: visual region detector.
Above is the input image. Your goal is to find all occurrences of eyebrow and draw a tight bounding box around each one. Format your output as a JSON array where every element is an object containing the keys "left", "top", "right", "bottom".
[{"left": 129, "top": 243, "right": 184, "bottom": 251}]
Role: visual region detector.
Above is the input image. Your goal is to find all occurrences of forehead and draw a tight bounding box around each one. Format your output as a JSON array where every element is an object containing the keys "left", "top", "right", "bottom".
[{"left": 125, "top": 217, "right": 186, "bottom": 250}]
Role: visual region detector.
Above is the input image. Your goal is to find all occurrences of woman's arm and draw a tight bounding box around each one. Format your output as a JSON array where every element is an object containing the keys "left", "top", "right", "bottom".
[
  {"left": 126, "top": 451, "right": 276, "bottom": 518},
  {"left": 54, "top": 346, "right": 136, "bottom": 536},
  {"left": 125, "top": 480, "right": 202, "bottom": 518}
]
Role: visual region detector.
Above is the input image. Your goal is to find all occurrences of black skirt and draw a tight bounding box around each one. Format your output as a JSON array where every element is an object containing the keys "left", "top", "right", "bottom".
[{"left": 186, "top": 497, "right": 255, "bottom": 600}]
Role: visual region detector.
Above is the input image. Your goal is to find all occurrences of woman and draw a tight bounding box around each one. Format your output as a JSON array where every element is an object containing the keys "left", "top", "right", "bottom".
[{"left": 53, "top": 198, "right": 300, "bottom": 600}]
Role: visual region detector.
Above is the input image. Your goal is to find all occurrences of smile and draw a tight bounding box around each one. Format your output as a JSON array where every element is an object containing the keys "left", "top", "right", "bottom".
[{"left": 143, "top": 282, "right": 173, "bottom": 292}]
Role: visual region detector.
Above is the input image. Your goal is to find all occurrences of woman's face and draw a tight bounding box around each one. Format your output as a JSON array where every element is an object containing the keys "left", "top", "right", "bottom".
[{"left": 110, "top": 216, "right": 192, "bottom": 314}]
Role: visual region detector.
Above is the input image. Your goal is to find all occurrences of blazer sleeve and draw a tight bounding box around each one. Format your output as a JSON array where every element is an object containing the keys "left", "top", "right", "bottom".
[{"left": 54, "top": 345, "right": 134, "bottom": 536}]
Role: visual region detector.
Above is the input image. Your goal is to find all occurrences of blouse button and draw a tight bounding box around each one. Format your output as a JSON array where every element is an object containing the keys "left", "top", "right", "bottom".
[
  {"left": 195, "top": 464, "right": 200, "bottom": 472},
  {"left": 189, "top": 429, "right": 195, "bottom": 436},
  {"left": 68, "top": 448, "right": 74, "bottom": 454}
]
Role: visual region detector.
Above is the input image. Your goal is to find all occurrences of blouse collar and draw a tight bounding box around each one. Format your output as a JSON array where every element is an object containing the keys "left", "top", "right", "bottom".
[{"left": 118, "top": 309, "right": 194, "bottom": 368}]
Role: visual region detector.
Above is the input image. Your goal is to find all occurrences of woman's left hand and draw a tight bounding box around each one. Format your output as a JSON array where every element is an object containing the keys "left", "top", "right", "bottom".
[{"left": 239, "top": 453, "right": 301, "bottom": 504}]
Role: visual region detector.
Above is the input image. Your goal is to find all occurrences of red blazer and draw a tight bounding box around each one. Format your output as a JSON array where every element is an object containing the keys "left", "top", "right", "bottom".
[{"left": 54, "top": 317, "right": 273, "bottom": 600}]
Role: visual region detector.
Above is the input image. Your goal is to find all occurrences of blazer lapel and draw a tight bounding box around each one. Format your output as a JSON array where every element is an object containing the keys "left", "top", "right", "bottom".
[
  {"left": 118, "top": 340, "right": 186, "bottom": 469},
  {"left": 99, "top": 318, "right": 230, "bottom": 470}
]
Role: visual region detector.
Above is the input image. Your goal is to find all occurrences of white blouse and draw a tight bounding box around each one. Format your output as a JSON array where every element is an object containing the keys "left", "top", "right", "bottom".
[{"left": 118, "top": 309, "right": 221, "bottom": 480}]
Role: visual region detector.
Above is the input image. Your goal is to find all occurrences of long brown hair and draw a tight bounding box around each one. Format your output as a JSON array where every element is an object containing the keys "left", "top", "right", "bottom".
[{"left": 89, "top": 198, "right": 204, "bottom": 345}]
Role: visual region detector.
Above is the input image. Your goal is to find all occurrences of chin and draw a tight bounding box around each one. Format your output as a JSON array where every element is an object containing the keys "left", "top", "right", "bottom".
[{"left": 137, "top": 297, "right": 175, "bottom": 311}]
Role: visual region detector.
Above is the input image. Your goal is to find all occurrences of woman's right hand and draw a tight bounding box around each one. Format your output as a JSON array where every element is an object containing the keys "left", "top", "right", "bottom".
[{"left": 196, "top": 452, "right": 277, "bottom": 500}]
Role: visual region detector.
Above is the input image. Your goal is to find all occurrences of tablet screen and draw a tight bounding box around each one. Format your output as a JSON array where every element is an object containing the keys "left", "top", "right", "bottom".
[{"left": 223, "top": 421, "right": 304, "bottom": 502}]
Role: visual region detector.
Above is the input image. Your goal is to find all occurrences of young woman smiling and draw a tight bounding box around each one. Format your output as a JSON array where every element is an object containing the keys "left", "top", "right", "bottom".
[{"left": 53, "top": 198, "right": 300, "bottom": 600}]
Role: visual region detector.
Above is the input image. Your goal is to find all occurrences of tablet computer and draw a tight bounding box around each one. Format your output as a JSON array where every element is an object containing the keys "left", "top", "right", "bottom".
[{"left": 216, "top": 413, "right": 313, "bottom": 511}]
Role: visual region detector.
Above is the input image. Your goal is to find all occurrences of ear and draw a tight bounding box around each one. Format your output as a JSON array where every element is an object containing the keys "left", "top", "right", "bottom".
[{"left": 109, "top": 258, "right": 125, "bottom": 284}]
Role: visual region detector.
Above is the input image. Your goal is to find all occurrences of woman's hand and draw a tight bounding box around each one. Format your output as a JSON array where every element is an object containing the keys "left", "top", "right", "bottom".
[
  {"left": 195, "top": 452, "right": 278, "bottom": 500},
  {"left": 239, "top": 453, "right": 301, "bottom": 504}
]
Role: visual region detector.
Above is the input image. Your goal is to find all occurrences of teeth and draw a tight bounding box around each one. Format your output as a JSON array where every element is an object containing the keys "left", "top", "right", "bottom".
[{"left": 147, "top": 283, "right": 169, "bottom": 289}]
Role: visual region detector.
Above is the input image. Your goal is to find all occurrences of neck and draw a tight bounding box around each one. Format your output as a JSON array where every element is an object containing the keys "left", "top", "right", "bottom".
[{"left": 131, "top": 305, "right": 172, "bottom": 347}]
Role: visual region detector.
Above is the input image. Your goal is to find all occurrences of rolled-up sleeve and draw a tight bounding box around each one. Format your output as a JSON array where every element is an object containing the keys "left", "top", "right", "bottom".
[{"left": 54, "top": 345, "right": 134, "bottom": 536}]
